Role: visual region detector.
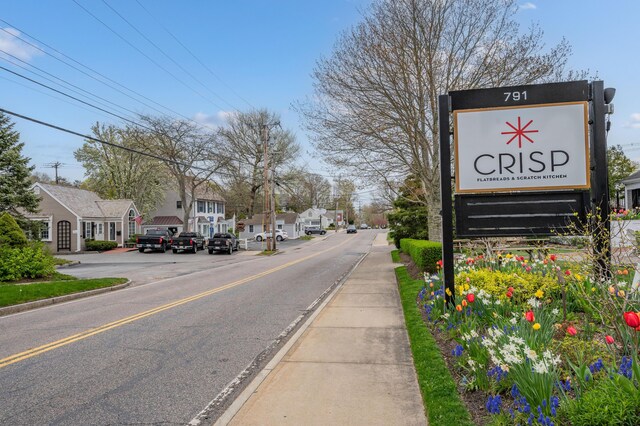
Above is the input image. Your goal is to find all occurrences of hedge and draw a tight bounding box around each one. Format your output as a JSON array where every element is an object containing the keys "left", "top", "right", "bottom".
[
  {"left": 0, "top": 244, "right": 56, "bottom": 282},
  {"left": 85, "top": 240, "right": 118, "bottom": 251},
  {"left": 399, "top": 238, "right": 442, "bottom": 273}
]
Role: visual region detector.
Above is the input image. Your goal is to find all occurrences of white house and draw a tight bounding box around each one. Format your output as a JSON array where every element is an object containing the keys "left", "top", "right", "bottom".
[
  {"left": 299, "top": 207, "right": 332, "bottom": 229},
  {"left": 238, "top": 212, "right": 305, "bottom": 240},
  {"left": 145, "top": 181, "right": 232, "bottom": 238},
  {"left": 622, "top": 169, "right": 640, "bottom": 210}
]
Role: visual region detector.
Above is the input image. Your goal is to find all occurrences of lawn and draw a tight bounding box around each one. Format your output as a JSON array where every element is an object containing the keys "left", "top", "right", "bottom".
[{"left": 0, "top": 277, "right": 128, "bottom": 307}]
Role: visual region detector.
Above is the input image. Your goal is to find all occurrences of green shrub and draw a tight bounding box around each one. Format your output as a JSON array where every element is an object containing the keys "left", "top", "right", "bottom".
[
  {"left": 399, "top": 238, "right": 442, "bottom": 273},
  {"left": 85, "top": 240, "right": 118, "bottom": 251},
  {"left": 0, "top": 243, "right": 56, "bottom": 281},
  {"left": 564, "top": 378, "right": 640, "bottom": 426},
  {"left": 0, "top": 212, "right": 28, "bottom": 248}
]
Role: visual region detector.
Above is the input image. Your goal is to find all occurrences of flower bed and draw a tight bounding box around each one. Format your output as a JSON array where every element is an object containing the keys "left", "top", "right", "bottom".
[{"left": 414, "top": 252, "right": 640, "bottom": 425}]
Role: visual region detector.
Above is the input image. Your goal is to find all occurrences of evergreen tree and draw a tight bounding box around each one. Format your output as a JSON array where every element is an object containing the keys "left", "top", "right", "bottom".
[
  {"left": 0, "top": 112, "right": 39, "bottom": 227},
  {"left": 387, "top": 175, "right": 429, "bottom": 248}
]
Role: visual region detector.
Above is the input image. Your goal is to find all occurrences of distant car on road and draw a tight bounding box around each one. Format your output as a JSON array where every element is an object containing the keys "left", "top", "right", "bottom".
[
  {"left": 208, "top": 232, "right": 239, "bottom": 254},
  {"left": 359, "top": 223, "right": 369, "bottom": 229},
  {"left": 171, "top": 232, "right": 205, "bottom": 253},
  {"left": 255, "top": 229, "right": 288, "bottom": 242},
  {"left": 304, "top": 226, "right": 326, "bottom": 235},
  {"left": 347, "top": 225, "right": 358, "bottom": 234}
]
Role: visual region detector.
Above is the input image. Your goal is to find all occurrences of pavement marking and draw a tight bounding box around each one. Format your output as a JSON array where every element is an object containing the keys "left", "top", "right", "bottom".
[{"left": 0, "top": 237, "right": 354, "bottom": 370}]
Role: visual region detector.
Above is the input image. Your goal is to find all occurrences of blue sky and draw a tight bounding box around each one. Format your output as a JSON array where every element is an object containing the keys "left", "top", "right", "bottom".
[{"left": 1, "top": 0, "right": 639, "bottom": 203}]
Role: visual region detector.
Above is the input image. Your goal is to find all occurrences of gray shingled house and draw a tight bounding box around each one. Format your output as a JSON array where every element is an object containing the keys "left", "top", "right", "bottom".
[{"left": 25, "top": 182, "right": 141, "bottom": 252}]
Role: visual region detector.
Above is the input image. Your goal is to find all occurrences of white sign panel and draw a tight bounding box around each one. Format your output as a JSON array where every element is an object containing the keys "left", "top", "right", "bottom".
[{"left": 454, "top": 102, "right": 589, "bottom": 193}]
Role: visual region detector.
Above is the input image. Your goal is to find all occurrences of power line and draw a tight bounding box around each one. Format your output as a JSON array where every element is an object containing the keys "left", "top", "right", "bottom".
[
  {"left": 0, "top": 107, "right": 236, "bottom": 178},
  {"left": 43, "top": 161, "right": 64, "bottom": 184},
  {"left": 133, "top": 0, "right": 255, "bottom": 110},
  {"left": 101, "top": 0, "right": 241, "bottom": 112},
  {"left": 72, "top": 0, "right": 227, "bottom": 112}
]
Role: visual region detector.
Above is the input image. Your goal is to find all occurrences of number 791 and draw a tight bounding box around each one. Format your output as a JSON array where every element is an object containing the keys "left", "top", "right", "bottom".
[{"left": 504, "top": 91, "right": 527, "bottom": 102}]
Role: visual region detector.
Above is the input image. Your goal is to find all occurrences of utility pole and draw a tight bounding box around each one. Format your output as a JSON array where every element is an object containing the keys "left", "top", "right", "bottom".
[
  {"left": 44, "top": 161, "right": 63, "bottom": 184},
  {"left": 260, "top": 121, "right": 280, "bottom": 251},
  {"left": 271, "top": 167, "right": 277, "bottom": 251}
]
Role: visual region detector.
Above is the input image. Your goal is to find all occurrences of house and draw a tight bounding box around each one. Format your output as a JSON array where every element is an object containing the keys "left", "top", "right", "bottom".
[
  {"left": 622, "top": 169, "right": 640, "bottom": 210},
  {"left": 238, "top": 212, "right": 305, "bottom": 240},
  {"left": 145, "top": 182, "right": 232, "bottom": 238},
  {"left": 299, "top": 207, "right": 332, "bottom": 229},
  {"left": 325, "top": 209, "right": 345, "bottom": 227},
  {"left": 26, "top": 182, "right": 140, "bottom": 252}
]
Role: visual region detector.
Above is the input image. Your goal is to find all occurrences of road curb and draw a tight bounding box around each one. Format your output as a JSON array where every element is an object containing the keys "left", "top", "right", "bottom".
[
  {"left": 0, "top": 280, "right": 132, "bottom": 317},
  {"left": 55, "top": 260, "right": 81, "bottom": 269}
]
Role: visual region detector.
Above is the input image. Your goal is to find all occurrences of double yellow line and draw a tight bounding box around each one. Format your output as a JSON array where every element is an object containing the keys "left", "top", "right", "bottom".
[{"left": 0, "top": 236, "right": 352, "bottom": 369}]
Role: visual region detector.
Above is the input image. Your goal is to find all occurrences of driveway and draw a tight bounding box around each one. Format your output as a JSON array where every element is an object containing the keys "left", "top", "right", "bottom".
[{"left": 55, "top": 236, "right": 324, "bottom": 286}]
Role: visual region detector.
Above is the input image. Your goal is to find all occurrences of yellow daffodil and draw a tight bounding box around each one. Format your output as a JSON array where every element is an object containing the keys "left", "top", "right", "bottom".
[
  {"left": 464, "top": 283, "right": 470, "bottom": 291},
  {"left": 619, "top": 290, "right": 626, "bottom": 297},
  {"left": 535, "top": 289, "right": 544, "bottom": 299},
  {"left": 533, "top": 323, "right": 541, "bottom": 330},
  {"left": 591, "top": 287, "right": 596, "bottom": 292},
  {"left": 445, "top": 288, "right": 452, "bottom": 296}
]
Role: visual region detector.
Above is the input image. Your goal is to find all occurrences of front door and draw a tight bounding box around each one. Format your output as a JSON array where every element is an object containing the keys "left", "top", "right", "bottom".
[
  {"left": 57, "top": 220, "right": 71, "bottom": 251},
  {"left": 109, "top": 222, "right": 116, "bottom": 241}
]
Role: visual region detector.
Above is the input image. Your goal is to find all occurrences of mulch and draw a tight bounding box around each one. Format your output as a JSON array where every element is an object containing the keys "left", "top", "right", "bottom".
[{"left": 398, "top": 251, "right": 491, "bottom": 426}]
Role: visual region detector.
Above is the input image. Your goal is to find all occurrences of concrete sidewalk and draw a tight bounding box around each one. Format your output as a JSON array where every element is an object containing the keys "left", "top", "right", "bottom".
[{"left": 215, "top": 235, "right": 427, "bottom": 425}]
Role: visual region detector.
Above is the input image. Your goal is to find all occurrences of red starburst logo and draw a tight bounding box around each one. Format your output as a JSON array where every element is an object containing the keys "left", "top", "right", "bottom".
[{"left": 501, "top": 117, "right": 538, "bottom": 148}]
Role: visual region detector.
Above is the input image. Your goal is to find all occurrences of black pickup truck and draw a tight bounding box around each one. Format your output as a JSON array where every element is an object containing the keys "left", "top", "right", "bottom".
[
  {"left": 207, "top": 232, "right": 239, "bottom": 254},
  {"left": 171, "top": 232, "right": 206, "bottom": 253},
  {"left": 137, "top": 229, "right": 173, "bottom": 253}
]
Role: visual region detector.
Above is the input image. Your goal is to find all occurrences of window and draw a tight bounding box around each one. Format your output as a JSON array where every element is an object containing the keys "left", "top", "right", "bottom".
[
  {"left": 98, "top": 223, "right": 103, "bottom": 235},
  {"left": 197, "top": 200, "right": 206, "bottom": 213},
  {"left": 277, "top": 224, "right": 283, "bottom": 230},
  {"left": 217, "top": 202, "right": 224, "bottom": 215},
  {"left": 176, "top": 200, "right": 182, "bottom": 209},
  {"left": 249, "top": 225, "right": 254, "bottom": 233},
  {"left": 84, "top": 221, "right": 93, "bottom": 239},
  {"left": 207, "top": 201, "right": 214, "bottom": 213},
  {"left": 37, "top": 219, "right": 52, "bottom": 241},
  {"left": 128, "top": 209, "right": 136, "bottom": 238}
]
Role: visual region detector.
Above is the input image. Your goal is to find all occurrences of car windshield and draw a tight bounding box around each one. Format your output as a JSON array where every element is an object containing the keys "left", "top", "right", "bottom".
[
  {"left": 179, "top": 232, "right": 197, "bottom": 237},
  {"left": 146, "top": 230, "right": 167, "bottom": 235},
  {"left": 348, "top": 225, "right": 356, "bottom": 229}
]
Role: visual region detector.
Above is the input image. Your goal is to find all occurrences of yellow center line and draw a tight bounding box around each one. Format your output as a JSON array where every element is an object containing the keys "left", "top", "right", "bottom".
[{"left": 0, "top": 236, "right": 353, "bottom": 369}]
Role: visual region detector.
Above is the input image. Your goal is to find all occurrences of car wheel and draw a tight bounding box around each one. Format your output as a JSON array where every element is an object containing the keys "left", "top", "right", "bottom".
[
  {"left": 321, "top": 231, "right": 326, "bottom": 235},
  {"left": 276, "top": 235, "right": 283, "bottom": 242},
  {"left": 191, "top": 244, "right": 197, "bottom": 253},
  {"left": 305, "top": 231, "right": 311, "bottom": 235},
  {"left": 138, "top": 248, "right": 144, "bottom": 253},
  {"left": 208, "top": 249, "right": 213, "bottom": 255},
  {"left": 160, "top": 244, "right": 166, "bottom": 253},
  {"left": 172, "top": 249, "right": 178, "bottom": 254},
  {"left": 228, "top": 245, "right": 233, "bottom": 255},
  {"left": 256, "top": 236, "right": 263, "bottom": 242}
]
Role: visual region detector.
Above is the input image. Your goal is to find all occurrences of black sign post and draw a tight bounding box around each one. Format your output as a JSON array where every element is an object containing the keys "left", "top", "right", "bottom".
[{"left": 439, "top": 80, "right": 611, "bottom": 303}]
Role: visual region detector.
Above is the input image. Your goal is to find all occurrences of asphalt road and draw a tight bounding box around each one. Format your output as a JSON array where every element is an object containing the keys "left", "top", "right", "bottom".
[{"left": 0, "top": 230, "right": 382, "bottom": 425}]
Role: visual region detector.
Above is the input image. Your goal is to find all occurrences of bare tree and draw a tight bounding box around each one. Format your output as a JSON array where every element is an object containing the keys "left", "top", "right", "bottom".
[
  {"left": 297, "top": 0, "right": 579, "bottom": 241},
  {"left": 277, "top": 168, "right": 333, "bottom": 212},
  {"left": 137, "top": 115, "right": 226, "bottom": 230},
  {"left": 218, "top": 109, "right": 300, "bottom": 217}
]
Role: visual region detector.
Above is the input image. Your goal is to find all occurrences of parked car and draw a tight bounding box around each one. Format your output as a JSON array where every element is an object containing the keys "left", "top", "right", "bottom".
[
  {"left": 347, "top": 225, "right": 358, "bottom": 234},
  {"left": 304, "top": 226, "right": 326, "bottom": 235},
  {"left": 136, "top": 228, "right": 173, "bottom": 253},
  {"left": 171, "top": 232, "right": 205, "bottom": 253},
  {"left": 255, "top": 229, "right": 288, "bottom": 242},
  {"left": 208, "top": 232, "right": 239, "bottom": 254},
  {"left": 359, "top": 223, "right": 369, "bottom": 229}
]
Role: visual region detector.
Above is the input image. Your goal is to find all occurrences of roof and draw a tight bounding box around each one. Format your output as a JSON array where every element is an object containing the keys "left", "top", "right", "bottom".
[
  {"left": 622, "top": 169, "right": 640, "bottom": 184},
  {"left": 197, "top": 217, "right": 210, "bottom": 224},
  {"left": 36, "top": 183, "right": 134, "bottom": 218},
  {"left": 144, "top": 216, "right": 184, "bottom": 226}
]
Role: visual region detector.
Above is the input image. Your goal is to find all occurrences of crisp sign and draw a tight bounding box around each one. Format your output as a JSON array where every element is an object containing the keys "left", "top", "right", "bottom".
[{"left": 454, "top": 102, "right": 589, "bottom": 193}]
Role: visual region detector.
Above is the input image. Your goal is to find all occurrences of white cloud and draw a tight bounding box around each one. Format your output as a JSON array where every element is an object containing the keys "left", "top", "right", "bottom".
[
  {"left": 629, "top": 113, "right": 640, "bottom": 129},
  {"left": 193, "top": 111, "right": 234, "bottom": 127},
  {"left": 519, "top": 2, "right": 537, "bottom": 10},
  {"left": 0, "top": 28, "right": 41, "bottom": 61}
]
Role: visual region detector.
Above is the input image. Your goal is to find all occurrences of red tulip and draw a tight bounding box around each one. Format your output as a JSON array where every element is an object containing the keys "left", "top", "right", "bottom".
[
  {"left": 624, "top": 311, "right": 640, "bottom": 328},
  {"left": 566, "top": 326, "right": 577, "bottom": 336},
  {"left": 508, "top": 287, "right": 514, "bottom": 293},
  {"left": 525, "top": 311, "right": 535, "bottom": 322},
  {"left": 506, "top": 291, "right": 513, "bottom": 298},
  {"left": 605, "top": 335, "right": 614, "bottom": 344},
  {"left": 466, "top": 293, "right": 475, "bottom": 303},
  {"left": 549, "top": 254, "right": 557, "bottom": 262},
  {"left": 565, "top": 270, "right": 571, "bottom": 276}
]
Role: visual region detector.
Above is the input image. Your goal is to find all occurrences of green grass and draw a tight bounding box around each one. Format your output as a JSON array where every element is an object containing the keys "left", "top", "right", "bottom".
[
  {"left": 395, "top": 264, "right": 474, "bottom": 426},
  {"left": 52, "top": 257, "right": 73, "bottom": 266},
  {"left": 299, "top": 235, "right": 314, "bottom": 241},
  {"left": 0, "top": 277, "right": 128, "bottom": 307},
  {"left": 391, "top": 249, "right": 401, "bottom": 263}
]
